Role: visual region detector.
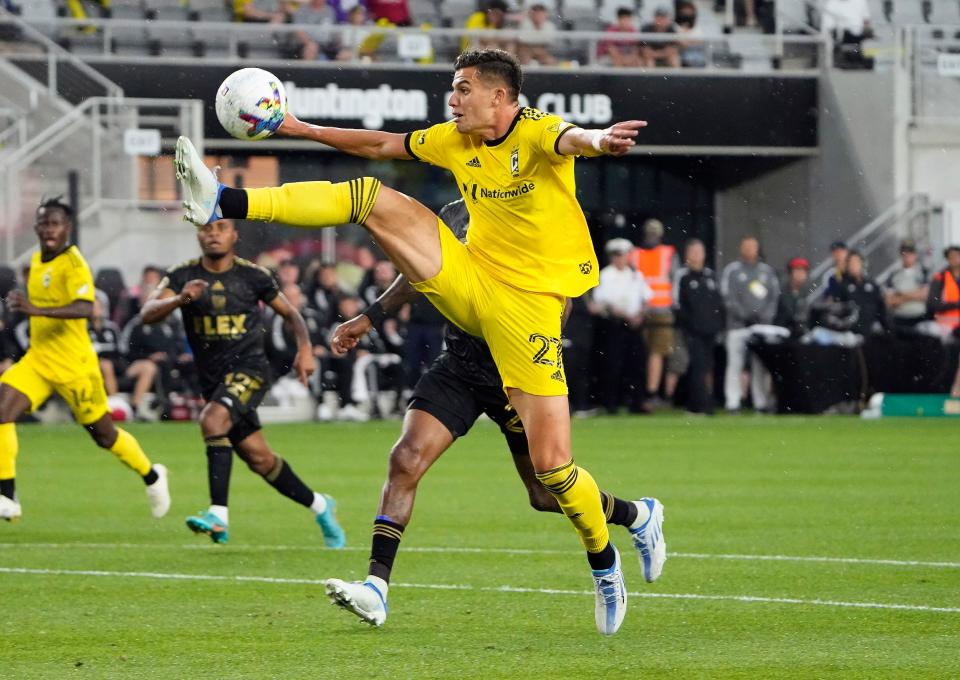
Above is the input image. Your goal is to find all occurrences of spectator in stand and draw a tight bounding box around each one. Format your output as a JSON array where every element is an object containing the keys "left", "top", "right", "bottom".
[
  {"left": 123, "top": 265, "right": 165, "bottom": 325},
  {"left": 336, "top": 4, "right": 376, "bottom": 62},
  {"left": 775, "top": 257, "right": 814, "bottom": 335},
  {"left": 292, "top": 0, "right": 338, "bottom": 61},
  {"left": 593, "top": 238, "right": 651, "bottom": 413},
  {"left": 305, "top": 262, "right": 346, "bottom": 327},
  {"left": 721, "top": 235, "right": 779, "bottom": 412},
  {"left": 927, "top": 245, "right": 960, "bottom": 340},
  {"left": 565, "top": 295, "right": 597, "bottom": 416},
  {"left": 276, "top": 260, "right": 301, "bottom": 289},
  {"left": 463, "top": 0, "right": 513, "bottom": 53},
  {"left": 362, "top": 261, "right": 404, "bottom": 357},
  {"left": 675, "top": 0, "right": 705, "bottom": 67},
  {"left": 830, "top": 250, "right": 886, "bottom": 337},
  {"left": 628, "top": 218, "right": 680, "bottom": 409},
  {"left": 675, "top": 239, "right": 724, "bottom": 414},
  {"left": 366, "top": 0, "right": 412, "bottom": 26},
  {"left": 640, "top": 6, "right": 681, "bottom": 68},
  {"left": 90, "top": 292, "right": 124, "bottom": 397},
  {"left": 883, "top": 239, "right": 929, "bottom": 331},
  {"left": 403, "top": 293, "right": 446, "bottom": 391},
  {"left": 268, "top": 283, "right": 328, "bottom": 402},
  {"left": 320, "top": 294, "right": 380, "bottom": 421},
  {"left": 354, "top": 245, "right": 378, "bottom": 295},
  {"left": 821, "top": 0, "right": 872, "bottom": 66},
  {"left": 516, "top": 3, "right": 557, "bottom": 66},
  {"left": 232, "top": 0, "right": 291, "bottom": 23},
  {"left": 601, "top": 7, "right": 642, "bottom": 67},
  {"left": 822, "top": 240, "right": 848, "bottom": 298}
]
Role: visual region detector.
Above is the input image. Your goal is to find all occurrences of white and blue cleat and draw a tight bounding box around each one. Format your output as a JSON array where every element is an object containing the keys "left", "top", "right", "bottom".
[
  {"left": 175, "top": 136, "right": 224, "bottom": 226},
  {"left": 324, "top": 578, "right": 388, "bottom": 627},
  {"left": 630, "top": 497, "right": 667, "bottom": 583},
  {"left": 592, "top": 545, "right": 627, "bottom": 636}
]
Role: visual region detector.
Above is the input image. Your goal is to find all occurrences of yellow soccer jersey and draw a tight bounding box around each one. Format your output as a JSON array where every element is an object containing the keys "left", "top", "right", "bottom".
[
  {"left": 404, "top": 107, "right": 600, "bottom": 298},
  {"left": 25, "top": 246, "right": 98, "bottom": 381}
]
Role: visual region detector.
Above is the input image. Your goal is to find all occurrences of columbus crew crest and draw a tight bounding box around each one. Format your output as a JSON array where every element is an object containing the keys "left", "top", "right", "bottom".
[{"left": 510, "top": 146, "right": 520, "bottom": 178}]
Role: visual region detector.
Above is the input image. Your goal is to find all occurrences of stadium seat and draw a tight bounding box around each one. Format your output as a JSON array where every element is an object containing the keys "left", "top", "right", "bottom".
[
  {"left": 94, "top": 267, "right": 128, "bottom": 321},
  {"left": 0, "top": 265, "right": 17, "bottom": 299}
]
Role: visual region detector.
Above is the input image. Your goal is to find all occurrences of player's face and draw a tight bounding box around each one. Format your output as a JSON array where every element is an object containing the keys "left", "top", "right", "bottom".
[
  {"left": 34, "top": 207, "right": 71, "bottom": 255},
  {"left": 197, "top": 220, "right": 238, "bottom": 258},
  {"left": 449, "top": 68, "right": 504, "bottom": 134}
]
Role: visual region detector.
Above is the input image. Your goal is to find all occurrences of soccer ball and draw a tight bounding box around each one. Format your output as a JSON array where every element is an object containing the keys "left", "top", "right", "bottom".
[{"left": 215, "top": 67, "right": 287, "bottom": 141}]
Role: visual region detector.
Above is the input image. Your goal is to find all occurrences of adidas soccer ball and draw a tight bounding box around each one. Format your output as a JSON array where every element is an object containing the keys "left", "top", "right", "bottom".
[{"left": 215, "top": 67, "right": 287, "bottom": 141}]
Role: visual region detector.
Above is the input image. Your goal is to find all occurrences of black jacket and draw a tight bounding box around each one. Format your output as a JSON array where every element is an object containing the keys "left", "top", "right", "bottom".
[{"left": 676, "top": 267, "right": 725, "bottom": 337}]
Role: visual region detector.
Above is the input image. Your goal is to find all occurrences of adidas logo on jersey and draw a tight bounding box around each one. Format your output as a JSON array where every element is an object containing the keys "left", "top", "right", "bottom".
[
  {"left": 550, "top": 369, "right": 565, "bottom": 382},
  {"left": 465, "top": 156, "right": 482, "bottom": 168}
]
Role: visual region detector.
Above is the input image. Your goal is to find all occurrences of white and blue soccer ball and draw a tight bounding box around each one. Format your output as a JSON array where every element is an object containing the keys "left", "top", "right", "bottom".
[{"left": 215, "top": 67, "right": 287, "bottom": 141}]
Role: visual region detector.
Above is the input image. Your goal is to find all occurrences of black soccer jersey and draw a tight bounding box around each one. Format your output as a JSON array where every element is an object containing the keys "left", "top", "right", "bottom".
[
  {"left": 161, "top": 257, "right": 279, "bottom": 392},
  {"left": 435, "top": 200, "right": 502, "bottom": 387}
]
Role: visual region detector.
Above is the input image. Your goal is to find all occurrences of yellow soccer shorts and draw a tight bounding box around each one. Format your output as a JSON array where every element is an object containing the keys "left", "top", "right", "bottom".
[
  {"left": 0, "top": 353, "right": 110, "bottom": 425},
  {"left": 412, "top": 219, "right": 567, "bottom": 397}
]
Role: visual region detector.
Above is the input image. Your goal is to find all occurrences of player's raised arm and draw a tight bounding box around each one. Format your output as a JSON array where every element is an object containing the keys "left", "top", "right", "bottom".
[
  {"left": 330, "top": 273, "right": 419, "bottom": 356},
  {"left": 279, "top": 112, "right": 413, "bottom": 161},
  {"left": 557, "top": 120, "right": 648, "bottom": 158},
  {"left": 268, "top": 292, "right": 317, "bottom": 386},
  {"left": 141, "top": 279, "right": 208, "bottom": 324}
]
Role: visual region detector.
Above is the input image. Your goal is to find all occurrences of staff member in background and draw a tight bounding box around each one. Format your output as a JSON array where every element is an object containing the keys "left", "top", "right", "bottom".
[
  {"left": 775, "top": 257, "right": 814, "bottom": 335},
  {"left": 628, "top": 219, "right": 679, "bottom": 409},
  {"left": 594, "top": 238, "right": 651, "bottom": 413},
  {"left": 721, "top": 235, "right": 779, "bottom": 412},
  {"left": 883, "top": 239, "right": 929, "bottom": 331},
  {"left": 675, "top": 239, "right": 724, "bottom": 415},
  {"left": 830, "top": 250, "right": 887, "bottom": 337}
]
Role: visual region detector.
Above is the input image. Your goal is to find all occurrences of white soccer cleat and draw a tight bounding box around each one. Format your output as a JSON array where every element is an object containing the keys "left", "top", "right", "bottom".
[
  {"left": 324, "top": 578, "right": 388, "bottom": 627},
  {"left": 0, "top": 495, "right": 21, "bottom": 522},
  {"left": 630, "top": 497, "right": 666, "bottom": 583},
  {"left": 174, "top": 136, "right": 224, "bottom": 226},
  {"left": 145, "top": 464, "right": 171, "bottom": 519},
  {"left": 592, "top": 545, "right": 627, "bottom": 636}
]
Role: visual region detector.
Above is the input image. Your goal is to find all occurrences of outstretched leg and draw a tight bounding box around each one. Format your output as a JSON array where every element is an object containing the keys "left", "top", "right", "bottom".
[{"left": 176, "top": 137, "right": 443, "bottom": 285}]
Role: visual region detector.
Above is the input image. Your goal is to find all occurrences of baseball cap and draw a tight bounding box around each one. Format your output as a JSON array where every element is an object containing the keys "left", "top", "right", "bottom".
[
  {"left": 829, "top": 240, "right": 848, "bottom": 251},
  {"left": 787, "top": 257, "right": 810, "bottom": 271},
  {"left": 605, "top": 238, "right": 633, "bottom": 255}
]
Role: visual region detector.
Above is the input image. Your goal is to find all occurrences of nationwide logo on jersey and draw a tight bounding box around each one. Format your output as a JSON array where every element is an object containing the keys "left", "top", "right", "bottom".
[
  {"left": 466, "top": 156, "right": 481, "bottom": 168},
  {"left": 461, "top": 181, "right": 536, "bottom": 204},
  {"left": 510, "top": 146, "right": 520, "bottom": 178}
]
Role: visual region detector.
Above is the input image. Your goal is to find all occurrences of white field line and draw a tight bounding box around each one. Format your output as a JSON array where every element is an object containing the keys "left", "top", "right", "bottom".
[
  {"left": 1, "top": 542, "right": 959, "bottom": 570},
  {"left": 0, "top": 565, "right": 957, "bottom": 614}
]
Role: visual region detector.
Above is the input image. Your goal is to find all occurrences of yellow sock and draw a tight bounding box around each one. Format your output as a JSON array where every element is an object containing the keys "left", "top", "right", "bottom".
[
  {"left": 246, "top": 178, "right": 382, "bottom": 227},
  {"left": 536, "top": 461, "right": 610, "bottom": 553},
  {"left": 109, "top": 428, "right": 152, "bottom": 477},
  {"left": 0, "top": 423, "right": 18, "bottom": 481}
]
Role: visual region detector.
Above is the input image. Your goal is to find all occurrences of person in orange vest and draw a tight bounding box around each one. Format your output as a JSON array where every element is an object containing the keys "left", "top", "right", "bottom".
[
  {"left": 628, "top": 219, "right": 680, "bottom": 409},
  {"left": 927, "top": 245, "right": 960, "bottom": 397}
]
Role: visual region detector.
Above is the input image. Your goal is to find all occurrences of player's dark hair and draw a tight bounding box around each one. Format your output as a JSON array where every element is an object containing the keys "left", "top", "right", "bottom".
[
  {"left": 616, "top": 6, "right": 634, "bottom": 18},
  {"left": 454, "top": 49, "right": 523, "bottom": 102},
  {"left": 37, "top": 196, "right": 73, "bottom": 222},
  {"left": 142, "top": 265, "right": 165, "bottom": 278}
]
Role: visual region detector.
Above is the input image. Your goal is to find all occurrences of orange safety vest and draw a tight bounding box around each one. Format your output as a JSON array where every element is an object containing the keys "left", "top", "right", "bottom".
[
  {"left": 935, "top": 269, "right": 960, "bottom": 330},
  {"left": 629, "top": 244, "right": 675, "bottom": 310}
]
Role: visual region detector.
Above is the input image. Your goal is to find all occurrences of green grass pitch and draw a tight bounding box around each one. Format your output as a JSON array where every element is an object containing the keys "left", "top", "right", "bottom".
[{"left": 1, "top": 415, "right": 958, "bottom": 678}]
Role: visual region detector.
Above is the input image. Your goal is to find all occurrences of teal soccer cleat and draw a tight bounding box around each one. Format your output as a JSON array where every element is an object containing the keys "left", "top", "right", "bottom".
[
  {"left": 186, "top": 510, "right": 229, "bottom": 544},
  {"left": 315, "top": 494, "right": 346, "bottom": 548}
]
